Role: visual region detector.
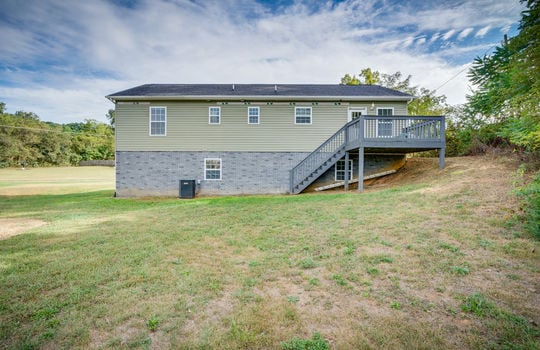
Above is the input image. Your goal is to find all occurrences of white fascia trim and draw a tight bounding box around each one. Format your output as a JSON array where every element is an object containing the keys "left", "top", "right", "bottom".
[{"left": 107, "top": 95, "right": 413, "bottom": 103}]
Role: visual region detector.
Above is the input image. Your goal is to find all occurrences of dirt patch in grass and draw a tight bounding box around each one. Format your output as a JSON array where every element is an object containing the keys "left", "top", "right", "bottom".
[
  {"left": 0, "top": 218, "right": 47, "bottom": 239},
  {"left": 370, "top": 155, "right": 519, "bottom": 190}
]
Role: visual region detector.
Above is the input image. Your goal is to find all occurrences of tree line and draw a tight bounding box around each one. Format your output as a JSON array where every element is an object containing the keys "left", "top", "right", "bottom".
[{"left": 0, "top": 103, "right": 115, "bottom": 167}]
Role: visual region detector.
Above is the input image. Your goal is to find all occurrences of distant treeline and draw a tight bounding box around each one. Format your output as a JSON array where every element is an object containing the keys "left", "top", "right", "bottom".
[{"left": 0, "top": 102, "right": 114, "bottom": 167}]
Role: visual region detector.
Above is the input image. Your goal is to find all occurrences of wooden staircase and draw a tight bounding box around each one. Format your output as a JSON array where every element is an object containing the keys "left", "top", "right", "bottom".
[{"left": 290, "top": 119, "right": 358, "bottom": 194}]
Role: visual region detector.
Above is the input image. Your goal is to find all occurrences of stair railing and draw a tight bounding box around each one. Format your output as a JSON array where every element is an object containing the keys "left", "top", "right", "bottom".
[{"left": 290, "top": 118, "right": 361, "bottom": 193}]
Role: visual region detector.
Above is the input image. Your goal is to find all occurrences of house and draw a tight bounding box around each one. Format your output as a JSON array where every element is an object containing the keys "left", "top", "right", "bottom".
[{"left": 106, "top": 84, "right": 445, "bottom": 197}]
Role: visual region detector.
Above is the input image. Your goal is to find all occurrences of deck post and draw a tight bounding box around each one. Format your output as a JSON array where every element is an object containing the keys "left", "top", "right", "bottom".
[
  {"left": 344, "top": 151, "right": 349, "bottom": 191},
  {"left": 439, "top": 147, "right": 445, "bottom": 169},
  {"left": 439, "top": 117, "right": 446, "bottom": 169},
  {"left": 358, "top": 116, "right": 365, "bottom": 192},
  {"left": 358, "top": 147, "right": 364, "bottom": 192}
]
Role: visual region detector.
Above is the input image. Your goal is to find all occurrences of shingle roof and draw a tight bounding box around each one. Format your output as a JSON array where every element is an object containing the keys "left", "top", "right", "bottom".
[{"left": 107, "top": 84, "right": 412, "bottom": 101}]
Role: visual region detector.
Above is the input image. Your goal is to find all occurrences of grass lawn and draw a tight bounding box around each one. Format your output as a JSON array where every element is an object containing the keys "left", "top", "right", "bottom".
[{"left": 0, "top": 158, "right": 539, "bottom": 349}]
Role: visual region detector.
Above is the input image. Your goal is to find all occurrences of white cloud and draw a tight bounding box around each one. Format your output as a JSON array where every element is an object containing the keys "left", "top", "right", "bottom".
[
  {"left": 415, "top": 37, "right": 427, "bottom": 46},
  {"left": 0, "top": 0, "right": 526, "bottom": 123},
  {"left": 442, "top": 29, "right": 457, "bottom": 41},
  {"left": 475, "top": 25, "right": 491, "bottom": 38},
  {"left": 0, "top": 78, "right": 126, "bottom": 123},
  {"left": 429, "top": 32, "right": 440, "bottom": 43},
  {"left": 403, "top": 36, "right": 416, "bottom": 47},
  {"left": 457, "top": 28, "right": 474, "bottom": 40},
  {"left": 389, "top": 0, "right": 523, "bottom": 32}
]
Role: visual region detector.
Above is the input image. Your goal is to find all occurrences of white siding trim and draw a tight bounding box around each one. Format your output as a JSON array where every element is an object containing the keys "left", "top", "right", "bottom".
[{"left": 204, "top": 158, "right": 222, "bottom": 180}]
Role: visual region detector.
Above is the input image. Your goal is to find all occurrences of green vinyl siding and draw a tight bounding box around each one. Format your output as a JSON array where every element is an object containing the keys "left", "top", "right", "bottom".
[
  {"left": 115, "top": 100, "right": 408, "bottom": 152},
  {"left": 349, "top": 102, "right": 408, "bottom": 115}
]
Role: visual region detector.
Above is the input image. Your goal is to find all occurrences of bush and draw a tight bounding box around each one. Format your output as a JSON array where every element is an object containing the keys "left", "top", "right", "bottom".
[{"left": 518, "top": 171, "right": 540, "bottom": 239}]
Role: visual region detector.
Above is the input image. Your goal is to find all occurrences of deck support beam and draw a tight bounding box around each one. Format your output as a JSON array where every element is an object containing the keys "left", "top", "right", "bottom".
[
  {"left": 439, "top": 147, "right": 445, "bottom": 169},
  {"left": 344, "top": 151, "right": 349, "bottom": 191},
  {"left": 358, "top": 147, "right": 364, "bottom": 192}
]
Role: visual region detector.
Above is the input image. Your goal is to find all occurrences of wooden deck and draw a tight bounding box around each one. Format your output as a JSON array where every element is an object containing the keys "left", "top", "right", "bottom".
[{"left": 290, "top": 115, "right": 445, "bottom": 194}]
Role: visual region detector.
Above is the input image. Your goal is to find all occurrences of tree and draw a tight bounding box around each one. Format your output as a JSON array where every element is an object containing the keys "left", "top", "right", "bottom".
[
  {"left": 106, "top": 109, "right": 115, "bottom": 127},
  {"left": 340, "top": 69, "right": 449, "bottom": 115},
  {"left": 379, "top": 71, "right": 414, "bottom": 94},
  {"left": 466, "top": 0, "right": 539, "bottom": 154},
  {"left": 464, "top": 0, "right": 539, "bottom": 238},
  {"left": 359, "top": 68, "right": 380, "bottom": 85},
  {"left": 70, "top": 119, "right": 114, "bottom": 161},
  {"left": 340, "top": 69, "right": 380, "bottom": 85},
  {"left": 0, "top": 102, "right": 115, "bottom": 167},
  {"left": 340, "top": 73, "right": 360, "bottom": 85}
]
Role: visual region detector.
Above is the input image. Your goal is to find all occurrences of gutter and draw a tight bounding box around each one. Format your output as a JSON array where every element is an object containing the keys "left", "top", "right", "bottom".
[{"left": 105, "top": 94, "right": 413, "bottom": 103}]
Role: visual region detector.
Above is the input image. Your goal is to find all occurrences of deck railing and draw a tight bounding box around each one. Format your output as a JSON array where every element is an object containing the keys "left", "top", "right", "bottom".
[
  {"left": 345, "top": 116, "right": 445, "bottom": 142},
  {"left": 290, "top": 115, "right": 445, "bottom": 193}
]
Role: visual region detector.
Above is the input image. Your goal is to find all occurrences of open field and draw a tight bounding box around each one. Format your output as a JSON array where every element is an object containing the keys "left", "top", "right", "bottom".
[
  {"left": 0, "top": 166, "right": 114, "bottom": 196},
  {"left": 0, "top": 157, "right": 539, "bottom": 349}
]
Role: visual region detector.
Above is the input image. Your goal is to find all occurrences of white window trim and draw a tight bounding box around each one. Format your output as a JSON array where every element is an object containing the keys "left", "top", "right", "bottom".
[
  {"left": 209, "top": 106, "right": 221, "bottom": 125},
  {"left": 247, "top": 106, "right": 260, "bottom": 124},
  {"left": 376, "top": 107, "right": 394, "bottom": 116},
  {"left": 335, "top": 159, "right": 353, "bottom": 181},
  {"left": 204, "top": 158, "right": 222, "bottom": 180},
  {"left": 294, "top": 106, "right": 312, "bottom": 125},
  {"left": 348, "top": 107, "right": 367, "bottom": 122},
  {"left": 149, "top": 106, "right": 167, "bottom": 136},
  {"left": 376, "top": 107, "right": 394, "bottom": 138}
]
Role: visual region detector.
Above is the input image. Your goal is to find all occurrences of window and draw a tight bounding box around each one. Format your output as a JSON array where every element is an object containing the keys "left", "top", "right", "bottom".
[
  {"left": 335, "top": 160, "right": 353, "bottom": 181},
  {"left": 248, "top": 106, "right": 260, "bottom": 124},
  {"left": 204, "top": 158, "right": 221, "bottom": 180},
  {"left": 209, "top": 107, "right": 221, "bottom": 124},
  {"left": 149, "top": 106, "right": 166, "bottom": 136},
  {"left": 377, "top": 107, "right": 394, "bottom": 116},
  {"left": 377, "top": 107, "right": 394, "bottom": 137},
  {"left": 295, "top": 107, "right": 312, "bottom": 124}
]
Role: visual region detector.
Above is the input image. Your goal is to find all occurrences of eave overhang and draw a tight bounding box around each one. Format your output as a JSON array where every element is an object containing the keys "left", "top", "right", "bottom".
[{"left": 106, "top": 95, "right": 414, "bottom": 103}]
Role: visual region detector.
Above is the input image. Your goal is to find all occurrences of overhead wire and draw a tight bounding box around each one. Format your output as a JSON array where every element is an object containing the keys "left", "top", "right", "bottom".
[{"left": 432, "top": 0, "right": 523, "bottom": 94}]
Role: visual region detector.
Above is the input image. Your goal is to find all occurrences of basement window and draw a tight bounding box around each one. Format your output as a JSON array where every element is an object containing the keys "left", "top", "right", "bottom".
[
  {"left": 204, "top": 158, "right": 222, "bottom": 180},
  {"left": 335, "top": 159, "right": 353, "bottom": 181},
  {"left": 149, "top": 106, "right": 166, "bottom": 136},
  {"left": 295, "top": 107, "right": 312, "bottom": 124}
]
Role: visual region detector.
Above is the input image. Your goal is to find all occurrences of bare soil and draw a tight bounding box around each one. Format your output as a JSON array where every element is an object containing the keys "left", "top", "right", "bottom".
[{"left": 0, "top": 218, "right": 47, "bottom": 240}]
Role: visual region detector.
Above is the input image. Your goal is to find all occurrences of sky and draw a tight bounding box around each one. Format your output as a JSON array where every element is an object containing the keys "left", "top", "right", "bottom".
[{"left": 0, "top": 0, "right": 525, "bottom": 124}]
